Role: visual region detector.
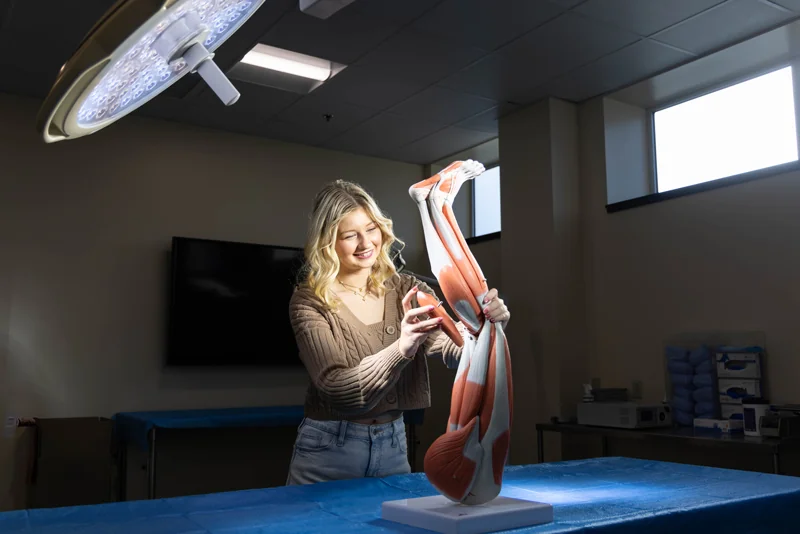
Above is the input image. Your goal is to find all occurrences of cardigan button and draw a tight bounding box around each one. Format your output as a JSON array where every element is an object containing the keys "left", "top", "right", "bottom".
[
  {"left": 386, "top": 326, "right": 396, "bottom": 335},
  {"left": 387, "top": 394, "right": 397, "bottom": 404}
]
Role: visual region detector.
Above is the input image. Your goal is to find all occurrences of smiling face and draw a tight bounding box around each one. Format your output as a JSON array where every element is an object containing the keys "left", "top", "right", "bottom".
[{"left": 335, "top": 207, "right": 383, "bottom": 276}]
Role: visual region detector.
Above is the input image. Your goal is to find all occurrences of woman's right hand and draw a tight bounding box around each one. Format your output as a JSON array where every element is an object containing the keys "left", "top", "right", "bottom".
[{"left": 398, "top": 287, "right": 443, "bottom": 358}]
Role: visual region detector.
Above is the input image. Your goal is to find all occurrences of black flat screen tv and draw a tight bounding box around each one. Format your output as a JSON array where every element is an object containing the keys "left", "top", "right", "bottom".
[{"left": 167, "top": 236, "right": 305, "bottom": 367}]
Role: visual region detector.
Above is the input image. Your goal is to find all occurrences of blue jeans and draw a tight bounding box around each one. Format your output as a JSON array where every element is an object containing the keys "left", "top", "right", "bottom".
[{"left": 286, "top": 417, "right": 411, "bottom": 485}]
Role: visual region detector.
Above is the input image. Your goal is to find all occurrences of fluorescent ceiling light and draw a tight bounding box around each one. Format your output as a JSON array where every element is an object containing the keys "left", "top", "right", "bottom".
[
  {"left": 37, "top": 0, "right": 268, "bottom": 143},
  {"left": 228, "top": 43, "right": 346, "bottom": 94},
  {"left": 240, "top": 44, "right": 332, "bottom": 81}
]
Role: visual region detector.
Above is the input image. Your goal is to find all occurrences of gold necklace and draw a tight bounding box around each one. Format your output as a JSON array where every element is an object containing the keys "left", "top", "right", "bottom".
[{"left": 338, "top": 279, "right": 369, "bottom": 301}]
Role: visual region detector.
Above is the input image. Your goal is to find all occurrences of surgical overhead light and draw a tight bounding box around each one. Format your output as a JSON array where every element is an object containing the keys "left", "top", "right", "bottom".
[{"left": 36, "top": 0, "right": 267, "bottom": 143}]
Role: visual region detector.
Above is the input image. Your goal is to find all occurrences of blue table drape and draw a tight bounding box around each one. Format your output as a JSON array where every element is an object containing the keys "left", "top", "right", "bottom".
[
  {"left": 113, "top": 405, "right": 305, "bottom": 450},
  {"left": 2, "top": 457, "right": 799, "bottom": 533}
]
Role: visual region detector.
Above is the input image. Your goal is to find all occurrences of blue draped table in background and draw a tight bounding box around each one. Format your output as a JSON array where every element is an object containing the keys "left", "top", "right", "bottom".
[
  {"left": 2, "top": 456, "right": 799, "bottom": 533},
  {"left": 113, "top": 405, "right": 306, "bottom": 452},
  {"left": 112, "top": 405, "right": 305, "bottom": 499}
]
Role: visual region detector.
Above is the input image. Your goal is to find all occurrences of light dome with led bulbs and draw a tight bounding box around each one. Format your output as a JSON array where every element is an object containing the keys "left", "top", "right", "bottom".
[{"left": 37, "top": 0, "right": 267, "bottom": 143}]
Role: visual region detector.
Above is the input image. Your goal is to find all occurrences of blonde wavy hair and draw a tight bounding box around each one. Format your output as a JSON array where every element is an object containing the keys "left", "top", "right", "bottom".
[{"left": 299, "top": 179, "right": 404, "bottom": 310}]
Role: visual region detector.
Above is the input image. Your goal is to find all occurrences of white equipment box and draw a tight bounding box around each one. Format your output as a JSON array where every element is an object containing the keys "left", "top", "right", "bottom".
[{"left": 577, "top": 402, "right": 672, "bottom": 429}]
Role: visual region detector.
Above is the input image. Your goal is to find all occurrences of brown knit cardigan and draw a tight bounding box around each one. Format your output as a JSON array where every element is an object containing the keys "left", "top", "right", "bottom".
[{"left": 288, "top": 272, "right": 463, "bottom": 421}]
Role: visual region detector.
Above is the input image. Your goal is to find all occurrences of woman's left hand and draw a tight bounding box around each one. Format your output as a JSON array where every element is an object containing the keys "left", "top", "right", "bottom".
[{"left": 482, "top": 288, "right": 510, "bottom": 327}]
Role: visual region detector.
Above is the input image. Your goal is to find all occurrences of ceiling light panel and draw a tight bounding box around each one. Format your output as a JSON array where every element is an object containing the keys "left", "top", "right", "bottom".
[{"left": 229, "top": 43, "right": 346, "bottom": 94}]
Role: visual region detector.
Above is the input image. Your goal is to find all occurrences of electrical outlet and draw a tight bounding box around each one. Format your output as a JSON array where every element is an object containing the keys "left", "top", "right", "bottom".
[{"left": 631, "top": 380, "right": 643, "bottom": 400}]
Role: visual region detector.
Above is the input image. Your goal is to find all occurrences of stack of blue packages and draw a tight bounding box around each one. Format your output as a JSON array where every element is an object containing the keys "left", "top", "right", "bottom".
[
  {"left": 666, "top": 346, "right": 694, "bottom": 426},
  {"left": 690, "top": 346, "right": 718, "bottom": 419}
]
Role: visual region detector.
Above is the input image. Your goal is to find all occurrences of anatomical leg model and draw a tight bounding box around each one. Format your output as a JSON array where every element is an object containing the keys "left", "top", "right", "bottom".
[{"left": 408, "top": 160, "right": 513, "bottom": 506}]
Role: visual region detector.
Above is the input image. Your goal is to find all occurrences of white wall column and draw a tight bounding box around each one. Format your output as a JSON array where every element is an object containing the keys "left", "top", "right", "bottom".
[{"left": 499, "top": 97, "right": 588, "bottom": 465}]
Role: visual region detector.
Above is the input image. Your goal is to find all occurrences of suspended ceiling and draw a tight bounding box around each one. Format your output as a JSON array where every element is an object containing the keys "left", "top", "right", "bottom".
[{"left": 0, "top": 0, "right": 799, "bottom": 163}]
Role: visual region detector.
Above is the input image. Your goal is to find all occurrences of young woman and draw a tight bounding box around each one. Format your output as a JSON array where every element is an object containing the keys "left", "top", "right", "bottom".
[{"left": 285, "top": 179, "right": 510, "bottom": 485}]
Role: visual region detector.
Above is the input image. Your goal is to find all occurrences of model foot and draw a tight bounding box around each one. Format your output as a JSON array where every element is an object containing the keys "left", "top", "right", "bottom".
[{"left": 432, "top": 159, "right": 485, "bottom": 206}]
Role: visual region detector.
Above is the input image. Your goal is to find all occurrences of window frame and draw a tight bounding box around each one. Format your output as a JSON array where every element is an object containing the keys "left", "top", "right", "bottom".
[
  {"left": 608, "top": 60, "right": 800, "bottom": 213},
  {"left": 470, "top": 162, "right": 502, "bottom": 242}
]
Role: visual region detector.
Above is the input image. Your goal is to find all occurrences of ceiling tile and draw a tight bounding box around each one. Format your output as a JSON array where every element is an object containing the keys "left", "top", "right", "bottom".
[
  {"left": 437, "top": 52, "right": 555, "bottom": 104},
  {"left": 340, "top": 0, "right": 444, "bottom": 25},
  {"left": 256, "top": 119, "right": 337, "bottom": 146},
  {"left": 258, "top": 8, "right": 402, "bottom": 65},
  {"left": 455, "top": 102, "right": 523, "bottom": 134},
  {"left": 194, "top": 81, "right": 302, "bottom": 119},
  {"left": 574, "top": 0, "right": 726, "bottom": 36},
  {"left": 356, "top": 27, "right": 487, "bottom": 86},
  {"left": 146, "top": 98, "right": 334, "bottom": 145},
  {"left": 309, "top": 64, "right": 428, "bottom": 109},
  {"left": 652, "top": 0, "right": 795, "bottom": 55},
  {"left": 137, "top": 81, "right": 301, "bottom": 139},
  {"left": 549, "top": 0, "right": 589, "bottom": 8},
  {"left": 0, "top": 62, "right": 55, "bottom": 99},
  {"left": 504, "top": 11, "right": 641, "bottom": 64},
  {"left": 0, "top": 0, "right": 13, "bottom": 30},
  {"left": 389, "top": 127, "right": 498, "bottom": 164},
  {"left": 180, "top": 114, "right": 275, "bottom": 139},
  {"left": 137, "top": 96, "right": 277, "bottom": 140},
  {"left": 323, "top": 112, "right": 445, "bottom": 156},
  {"left": 0, "top": 0, "right": 119, "bottom": 91},
  {"left": 504, "top": 11, "right": 641, "bottom": 86},
  {"left": 1, "top": 0, "right": 116, "bottom": 52},
  {"left": 770, "top": 0, "right": 800, "bottom": 12},
  {"left": 276, "top": 93, "right": 378, "bottom": 136},
  {"left": 440, "top": 11, "right": 639, "bottom": 103},
  {"left": 456, "top": 108, "right": 501, "bottom": 134},
  {"left": 411, "top": 0, "right": 565, "bottom": 51},
  {"left": 387, "top": 86, "right": 497, "bottom": 125},
  {"left": 544, "top": 38, "right": 695, "bottom": 101},
  {"left": 8, "top": 0, "right": 798, "bottom": 166}
]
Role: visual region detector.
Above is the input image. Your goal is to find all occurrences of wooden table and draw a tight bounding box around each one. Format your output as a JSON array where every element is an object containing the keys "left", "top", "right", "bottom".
[{"left": 536, "top": 422, "right": 800, "bottom": 474}]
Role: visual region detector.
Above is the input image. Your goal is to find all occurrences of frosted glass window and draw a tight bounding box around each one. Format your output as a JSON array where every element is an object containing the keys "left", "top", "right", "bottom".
[
  {"left": 653, "top": 66, "right": 798, "bottom": 193},
  {"left": 474, "top": 166, "right": 501, "bottom": 236}
]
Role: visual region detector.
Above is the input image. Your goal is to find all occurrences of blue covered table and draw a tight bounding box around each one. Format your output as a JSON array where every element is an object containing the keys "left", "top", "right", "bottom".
[
  {"left": 3, "top": 457, "right": 799, "bottom": 533},
  {"left": 113, "top": 406, "right": 305, "bottom": 499}
]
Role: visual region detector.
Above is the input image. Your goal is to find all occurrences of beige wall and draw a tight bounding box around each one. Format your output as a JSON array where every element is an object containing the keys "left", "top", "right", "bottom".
[
  {"left": 0, "top": 93, "right": 511, "bottom": 507},
  {"left": 0, "top": 91, "right": 508, "bottom": 505},
  {"left": 493, "top": 86, "right": 800, "bottom": 466},
  {"left": 0, "top": 92, "right": 432, "bottom": 420},
  {"left": 499, "top": 100, "right": 552, "bottom": 465},
  {"left": 497, "top": 98, "right": 587, "bottom": 465},
  {"left": 603, "top": 98, "right": 653, "bottom": 204},
  {"left": 580, "top": 96, "right": 800, "bottom": 407},
  {"left": 492, "top": 90, "right": 800, "bottom": 471}
]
